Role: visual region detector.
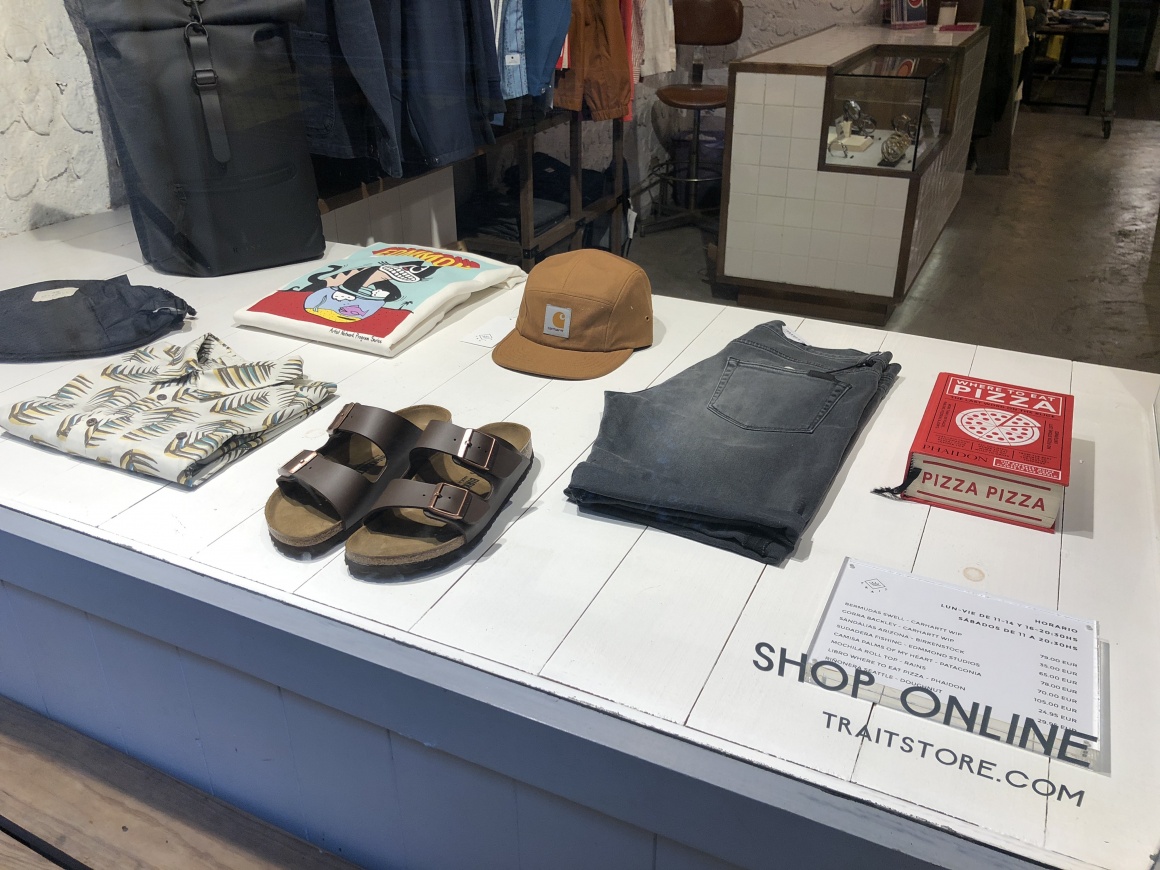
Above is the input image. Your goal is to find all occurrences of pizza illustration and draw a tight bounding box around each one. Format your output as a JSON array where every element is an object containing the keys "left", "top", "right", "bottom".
[{"left": 955, "top": 407, "right": 1041, "bottom": 446}]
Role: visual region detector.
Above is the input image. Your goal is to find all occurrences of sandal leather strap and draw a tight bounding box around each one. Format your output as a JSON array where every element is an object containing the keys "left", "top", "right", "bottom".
[
  {"left": 328, "top": 402, "right": 421, "bottom": 458},
  {"left": 273, "top": 403, "right": 423, "bottom": 530},
  {"left": 412, "top": 421, "right": 525, "bottom": 480},
  {"left": 366, "top": 478, "right": 491, "bottom": 531},
  {"left": 276, "top": 450, "right": 369, "bottom": 529}
]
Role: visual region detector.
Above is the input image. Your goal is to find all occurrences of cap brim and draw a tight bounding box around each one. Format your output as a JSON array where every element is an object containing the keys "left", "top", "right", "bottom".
[{"left": 492, "top": 330, "right": 633, "bottom": 380}]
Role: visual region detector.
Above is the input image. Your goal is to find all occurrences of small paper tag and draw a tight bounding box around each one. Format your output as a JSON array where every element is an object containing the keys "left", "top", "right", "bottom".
[
  {"left": 505, "top": 53, "right": 521, "bottom": 66},
  {"left": 461, "top": 314, "right": 517, "bottom": 348},
  {"left": 32, "top": 286, "right": 79, "bottom": 302},
  {"left": 544, "top": 304, "right": 571, "bottom": 338},
  {"left": 781, "top": 325, "right": 808, "bottom": 344}
]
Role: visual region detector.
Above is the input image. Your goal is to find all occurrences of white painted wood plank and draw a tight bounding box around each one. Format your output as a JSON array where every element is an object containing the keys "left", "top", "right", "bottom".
[
  {"left": 58, "top": 219, "right": 141, "bottom": 253},
  {"left": 4, "top": 237, "right": 143, "bottom": 288},
  {"left": 178, "top": 651, "right": 309, "bottom": 838},
  {"left": 540, "top": 530, "right": 763, "bottom": 724},
  {"left": 968, "top": 345, "right": 1074, "bottom": 395},
  {"left": 282, "top": 690, "right": 408, "bottom": 870},
  {"left": 850, "top": 705, "right": 1053, "bottom": 848},
  {"left": 0, "top": 437, "right": 88, "bottom": 507},
  {"left": 682, "top": 549, "right": 876, "bottom": 780},
  {"left": 10, "top": 455, "right": 162, "bottom": 528},
  {"left": 1042, "top": 364, "right": 1160, "bottom": 870},
  {"left": 412, "top": 305, "right": 782, "bottom": 670},
  {"left": 656, "top": 837, "right": 745, "bottom": 870},
  {"left": 412, "top": 467, "right": 646, "bottom": 672},
  {"left": 18, "top": 207, "right": 132, "bottom": 242},
  {"left": 515, "top": 783, "right": 654, "bottom": 870},
  {"left": 98, "top": 399, "right": 330, "bottom": 563},
  {"left": 197, "top": 512, "right": 343, "bottom": 595},
  {"left": 686, "top": 332, "right": 976, "bottom": 774},
  {"left": 910, "top": 507, "right": 1063, "bottom": 608},
  {"left": 86, "top": 614, "right": 214, "bottom": 794},
  {"left": 0, "top": 580, "right": 46, "bottom": 714},
  {"left": 390, "top": 734, "right": 520, "bottom": 870},
  {"left": 0, "top": 584, "right": 126, "bottom": 752}
]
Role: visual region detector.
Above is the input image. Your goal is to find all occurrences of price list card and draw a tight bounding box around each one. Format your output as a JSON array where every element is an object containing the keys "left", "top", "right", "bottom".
[{"left": 809, "top": 559, "right": 1100, "bottom": 738}]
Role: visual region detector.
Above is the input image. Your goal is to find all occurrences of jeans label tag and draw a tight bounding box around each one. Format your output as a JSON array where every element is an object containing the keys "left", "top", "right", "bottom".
[
  {"left": 781, "top": 325, "right": 807, "bottom": 344},
  {"left": 544, "top": 305, "right": 571, "bottom": 338},
  {"left": 33, "top": 286, "right": 79, "bottom": 302}
]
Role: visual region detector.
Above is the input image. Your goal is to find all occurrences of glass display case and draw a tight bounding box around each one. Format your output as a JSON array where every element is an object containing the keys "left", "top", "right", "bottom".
[{"left": 823, "top": 53, "right": 951, "bottom": 172}]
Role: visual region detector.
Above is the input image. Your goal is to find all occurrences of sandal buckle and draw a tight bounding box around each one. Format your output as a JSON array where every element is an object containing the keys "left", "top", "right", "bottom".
[
  {"left": 427, "top": 482, "right": 469, "bottom": 521},
  {"left": 456, "top": 428, "right": 496, "bottom": 471},
  {"left": 328, "top": 402, "right": 356, "bottom": 435},
  {"left": 280, "top": 450, "right": 316, "bottom": 477}
]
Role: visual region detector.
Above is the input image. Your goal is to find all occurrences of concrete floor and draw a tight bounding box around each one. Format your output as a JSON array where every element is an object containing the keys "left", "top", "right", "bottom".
[{"left": 631, "top": 97, "right": 1160, "bottom": 374}]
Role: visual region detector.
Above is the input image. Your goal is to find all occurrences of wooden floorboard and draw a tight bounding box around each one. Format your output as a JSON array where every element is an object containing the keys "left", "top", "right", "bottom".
[
  {"left": 0, "top": 696, "right": 358, "bottom": 870},
  {"left": 0, "top": 829, "right": 59, "bottom": 869}
]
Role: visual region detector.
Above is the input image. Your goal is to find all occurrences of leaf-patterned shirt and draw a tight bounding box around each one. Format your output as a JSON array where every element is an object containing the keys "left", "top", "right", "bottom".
[{"left": 2, "top": 333, "right": 337, "bottom": 486}]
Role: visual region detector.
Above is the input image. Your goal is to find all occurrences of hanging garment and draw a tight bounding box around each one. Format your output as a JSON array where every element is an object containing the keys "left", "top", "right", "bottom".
[
  {"left": 640, "top": 0, "right": 676, "bottom": 77},
  {"left": 565, "top": 321, "right": 901, "bottom": 565},
  {"left": 396, "top": 0, "right": 504, "bottom": 168},
  {"left": 0, "top": 276, "right": 193, "bottom": 363},
  {"left": 293, "top": 0, "right": 404, "bottom": 177},
  {"left": 620, "top": 0, "right": 637, "bottom": 120},
  {"left": 2, "top": 334, "right": 336, "bottom": 487},
  {"left": 498, "top": 0, "right": 529, "bottom": 99},
  {"left": 491, "top": 0, "right": 505, "bottom": 52},
  {"left": 497, "top": 0, "right": 572, "bottom": 100},
  {"left": 555, "top": 0, "right": 633, "bottom": 120},
  {"left": 526, "top": 0, "right": 574, "bottom": 96},
  {"left": 293, "top": 0, "right": 502, "bottom": 174},
  {"left": 632, "top": 0, "right": 646, "bottom": 80}
]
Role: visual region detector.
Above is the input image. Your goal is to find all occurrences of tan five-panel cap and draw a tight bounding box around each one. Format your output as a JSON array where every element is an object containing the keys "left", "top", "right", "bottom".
[{"left": 492, "top": 250, "right": 653, "bottom": 379}]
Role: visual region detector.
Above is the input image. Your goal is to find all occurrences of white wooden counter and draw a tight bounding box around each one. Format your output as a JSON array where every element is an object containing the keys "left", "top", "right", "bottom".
[{"left": 0, "top": 210, "right": 1158, "bottom": 870}]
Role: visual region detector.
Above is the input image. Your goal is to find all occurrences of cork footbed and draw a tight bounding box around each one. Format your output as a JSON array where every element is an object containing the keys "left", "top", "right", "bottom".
[
  {"left": 265, "top": 405, "right": 451, "bottom": 554},
  {"left": 345, "top": 422, "right": 532, "bottom": 571}
]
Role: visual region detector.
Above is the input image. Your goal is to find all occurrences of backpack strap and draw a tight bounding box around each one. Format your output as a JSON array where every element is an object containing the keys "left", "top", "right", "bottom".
[{"left": 184, "top": 0, "right": 231, "bottom": 164}]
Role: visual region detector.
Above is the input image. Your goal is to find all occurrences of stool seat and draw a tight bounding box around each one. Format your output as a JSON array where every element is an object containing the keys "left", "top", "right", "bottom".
[{"left": 657, "top": 83, "right": 728, "bottom": 111}]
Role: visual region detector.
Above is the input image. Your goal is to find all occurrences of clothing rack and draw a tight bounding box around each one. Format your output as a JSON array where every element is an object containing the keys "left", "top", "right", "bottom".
[{"left": 460, "top": 111, "right": 626, "bottom": 271}]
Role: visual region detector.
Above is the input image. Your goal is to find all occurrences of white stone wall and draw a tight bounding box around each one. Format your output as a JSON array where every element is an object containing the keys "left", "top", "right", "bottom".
[{"left": 0, "top": 0, "right": 119, "bottom": 238}]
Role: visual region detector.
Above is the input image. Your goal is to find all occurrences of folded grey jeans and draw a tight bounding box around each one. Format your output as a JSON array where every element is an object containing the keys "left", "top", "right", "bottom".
[{"left": 564, "top": 320, "right": 901, "bottom": 565}]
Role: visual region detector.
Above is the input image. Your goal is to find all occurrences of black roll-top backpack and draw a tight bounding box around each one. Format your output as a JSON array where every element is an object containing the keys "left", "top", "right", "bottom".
[{"left": 82, "top": 0, "right": 326, "bottom": 277}]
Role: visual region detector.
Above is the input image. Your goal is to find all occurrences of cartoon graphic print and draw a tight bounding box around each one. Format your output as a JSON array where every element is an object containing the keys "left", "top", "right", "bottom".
[
  {"left": 280, "top": 248, "right": 484, "bottom": 326},
  {"left": 293, "top": 260, "right": 442, "bottom": 323}
]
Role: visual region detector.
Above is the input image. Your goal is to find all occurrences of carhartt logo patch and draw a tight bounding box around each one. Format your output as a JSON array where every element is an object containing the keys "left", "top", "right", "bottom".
[{"left": 544, "top": 304, "right": 571, "bottom": 338}]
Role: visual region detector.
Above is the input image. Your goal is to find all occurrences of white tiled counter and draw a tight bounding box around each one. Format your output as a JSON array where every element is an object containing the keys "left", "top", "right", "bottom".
[{"left": 718, "top": 25, "right": 989, "bottom": 324}]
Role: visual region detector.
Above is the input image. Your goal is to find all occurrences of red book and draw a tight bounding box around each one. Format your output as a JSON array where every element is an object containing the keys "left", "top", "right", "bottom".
[{"left": 886, "top": 373, "right": 1074, "bottom": 531}]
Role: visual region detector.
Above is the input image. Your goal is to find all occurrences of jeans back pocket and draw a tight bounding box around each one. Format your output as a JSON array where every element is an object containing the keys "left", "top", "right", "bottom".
[{"left": 708, "top": 357, "right": 850, "bottom": 433}]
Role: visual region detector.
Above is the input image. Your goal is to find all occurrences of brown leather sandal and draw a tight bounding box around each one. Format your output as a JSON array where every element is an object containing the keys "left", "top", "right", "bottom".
[
  {"left": 345, "top": 420, "right": 533, "bottom": 576},
  {"left": 265, "top": 403, "right": 451, "bottom": 556}
]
